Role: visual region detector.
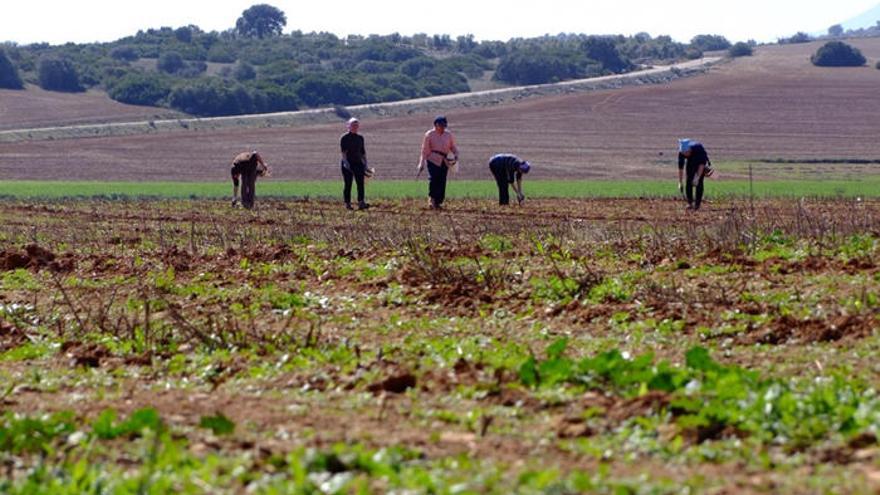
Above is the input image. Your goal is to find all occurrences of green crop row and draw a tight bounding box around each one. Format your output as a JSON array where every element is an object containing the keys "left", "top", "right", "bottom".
[{"left": 1, "top": 178, "right": 880, "bottom": 199}]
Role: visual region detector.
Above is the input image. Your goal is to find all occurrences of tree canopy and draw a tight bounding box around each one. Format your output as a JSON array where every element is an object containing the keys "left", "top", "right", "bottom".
[
  {"left": 235, "top": 4, "right": 287, "bottom": 39},
  {"left": 0, "top": 48, "right": 24, "bottom": 89},
  {"left": 37, "top": 57, "right": 83, "bottom": 92},
  {"left": 811, "top": 41, "right": 866, "bottom": 67},
  {"left": 690, "top": 34, "right": 731, "bottom": 52},
  {"left": 728, "top": 42, "right": 753, "bottom": 58}
]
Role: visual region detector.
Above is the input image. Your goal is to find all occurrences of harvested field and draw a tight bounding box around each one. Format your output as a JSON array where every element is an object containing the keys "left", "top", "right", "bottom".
[
  {"left": 0, "top": 85, "right": 182, "bottom": 131},
  {"left": 1, "top": 196, "right": 880, "bottom": 492},
  {"left": 1, "top": 40, "right": 880, "bottom": 182}
]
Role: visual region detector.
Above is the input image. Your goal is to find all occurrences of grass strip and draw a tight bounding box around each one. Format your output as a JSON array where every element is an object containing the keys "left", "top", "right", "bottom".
[{"left": 0, "top": 179, "right": 878, "bottom": 199}]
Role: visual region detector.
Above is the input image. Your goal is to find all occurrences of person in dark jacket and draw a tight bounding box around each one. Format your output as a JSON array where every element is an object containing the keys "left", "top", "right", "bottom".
[
  {"left": 677, "top": 139, "right": 711, "bottom": 211},
  {"left": 488, "top": 153, "right": 531, "bottom": 205},
  {"left": 340, "top": 117, "right": 370, "bottom": 210},
  {"left": 231, "top": 150, "right": 268, "bottom": 209}
]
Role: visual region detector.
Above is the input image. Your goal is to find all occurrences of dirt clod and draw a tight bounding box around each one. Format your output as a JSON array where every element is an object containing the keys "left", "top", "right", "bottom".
[{"left": 368, "top": 372, "right": 417, "bottom": 394}]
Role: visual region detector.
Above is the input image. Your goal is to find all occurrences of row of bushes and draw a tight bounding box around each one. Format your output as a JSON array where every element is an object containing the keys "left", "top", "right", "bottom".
[{"left": 0, "top": 26, "right": 750, "bottom": 116}]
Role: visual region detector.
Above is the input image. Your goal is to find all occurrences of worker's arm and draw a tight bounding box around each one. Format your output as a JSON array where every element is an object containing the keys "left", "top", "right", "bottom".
[
  {"left": 418, "top": 132, "right": 430, "bottom": 172},
  {"left": 677, "top": 153, "right": 685, "bottom": 190},
  {"left": 512, "top": 172, "right": 524, "bottom": 204}
]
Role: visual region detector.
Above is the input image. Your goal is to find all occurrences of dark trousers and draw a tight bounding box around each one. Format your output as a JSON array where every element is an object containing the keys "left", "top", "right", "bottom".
[
  {"left": 489, "top": 161, "right": 511, "bottom": 205},
  {"left": 427, "top": 161, "right": 448, "bottom": 206},
  {"left": 686, "top": 163, "right": 705, "bottom": 209},
  {"left": 240, "top": 163, "right": 258, "bottom": 209},
  {"left": 341, "top": 162, "right": 365, "bottom": 204}
]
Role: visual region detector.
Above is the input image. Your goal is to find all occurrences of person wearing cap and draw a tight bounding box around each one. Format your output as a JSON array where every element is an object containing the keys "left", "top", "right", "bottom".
[
  {"left": 418, "top": 116, "right": 459, "bottom": 210},
  {"left": 231, "top": 150, "right": 269, "bottom": 209},
  {"left": 488, "top": 153, "right": 530, "bottom": 205},
  {"left": 340, "top": 117, "right": 370, "bottom": 210},
  {"left": 677, "top": 138, "right": 711, "bottom": 211}
]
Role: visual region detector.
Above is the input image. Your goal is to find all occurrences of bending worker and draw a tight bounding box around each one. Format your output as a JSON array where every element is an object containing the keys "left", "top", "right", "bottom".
[
  {"left": 488, "top": 153, "right": 530, "bottom": 205},
  {"left": 340, "top": 117, "right": 370, "bottom": 210},
  {"left": 677, "top": 139, "right": 712, "bottom": 211},
  {"left": 418, "top": 115, "right": 459, "bottom": 210},
  {"left": 231, "top": 150, "right": 269, "bottom": 209}
]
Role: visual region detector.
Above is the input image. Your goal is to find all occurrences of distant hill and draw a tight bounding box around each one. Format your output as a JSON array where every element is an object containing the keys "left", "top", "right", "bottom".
[{"left": 841, "top": 3, "right": 880, "bottom": 30}]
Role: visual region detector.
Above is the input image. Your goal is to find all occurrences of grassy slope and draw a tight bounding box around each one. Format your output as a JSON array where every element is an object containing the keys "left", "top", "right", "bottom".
[{"left": 0, "top": 178, "right": 878, "bottom": 199}]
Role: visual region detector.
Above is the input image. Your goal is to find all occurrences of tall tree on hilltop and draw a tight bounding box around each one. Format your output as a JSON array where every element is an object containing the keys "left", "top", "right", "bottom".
[{"left": 235, "top": 4, "right": 287, "bottom": 39}]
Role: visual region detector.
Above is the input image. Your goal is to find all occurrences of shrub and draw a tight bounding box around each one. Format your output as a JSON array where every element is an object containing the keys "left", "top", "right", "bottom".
[
  {"left": 109, "top": 46, "right": 139, "bottom": 62},
  {"left": 157, "top": 51, "right": 185, "bottom": 74},
  {"left": 168, "top": 78, "right": 256, "bottom": 116},
  {"left": 108, "top": 72, "right": 171, "bottom": 106},
  {"left": 233, "top": 62, "right": 256, "bottom": 81},
  {"left": 175, "top": 60, "right": 207, "bottom": 78},
  {"left": 37, "top": 57, "right": 83, "bottom": 92},
  {"left": 293, "top": 74, "right": 369, "bottom": 106},
  {"left": 494, "top": 49, "right": 583, "bottom": 85},
  {"left": 811, "top": 41, "right": 866, "bottom": 67},
  {"left": 780, "top": 32, "right": 812, "bottom": 44},
  {"left": 690, "top": 34, "right": 732, "bottom": 52},
  {"left": 207, "top": 44, "right": 237, "bottom": 63},
  {"left": 0, "top": 48, "right": 24, "bottom": 89},
  {"left": 728, "top": 42, "right": 753, "bottom": 58}
]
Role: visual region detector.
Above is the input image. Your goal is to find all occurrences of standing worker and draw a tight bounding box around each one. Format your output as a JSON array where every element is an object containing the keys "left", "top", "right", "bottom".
[
  {"left": 418, "top": 116, "right": 459, "bottom": 210},
  {"left": 677, "top": 139, "right": 713, "bottom": 211},
  {"left": 340, "top": 117, "right": 370, "bottom": 210},
  {"left": 231, "top": 150, "right": 269, "bottom": 209},
  {"left": 488, "top": 153, "right": 531, "bottom": 205}
]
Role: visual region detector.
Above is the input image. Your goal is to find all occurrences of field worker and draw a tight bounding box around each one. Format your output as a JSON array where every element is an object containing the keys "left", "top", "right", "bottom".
[
  {"left": 488, "top": 153, "right": 530, "bottom": 205},
  {"left": 340, "top": 117, "right": 370, "bottom": 210},
  {"left": 231, "top": 150, "right": 269, "bottom": 209},
  {"left": 677, "top": 139, "right": 712, "bottom": 211},
  {"left": 418, "top": 115, "right": 459, "bottom": 210}
]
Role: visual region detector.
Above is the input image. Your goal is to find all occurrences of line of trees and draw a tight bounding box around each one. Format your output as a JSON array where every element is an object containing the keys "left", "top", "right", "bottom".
[{"left": 0, "top": 4, "right": 745, "bottom": 117}]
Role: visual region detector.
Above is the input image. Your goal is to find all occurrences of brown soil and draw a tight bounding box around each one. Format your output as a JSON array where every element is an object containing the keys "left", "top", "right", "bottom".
[
  {"left": 0, "top": 244, "right": 75, "bottom": 272},
  {"left": 0, "top": 85, "right": 181, "bottom": 131},
  {"left": 742, "top": 314, "right": 876, "bottom": 345}
]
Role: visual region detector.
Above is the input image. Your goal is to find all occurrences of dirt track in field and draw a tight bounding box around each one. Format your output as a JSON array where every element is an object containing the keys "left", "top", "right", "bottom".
[{"left": 1, "top": 39, "right": 880, "bottom": 182}]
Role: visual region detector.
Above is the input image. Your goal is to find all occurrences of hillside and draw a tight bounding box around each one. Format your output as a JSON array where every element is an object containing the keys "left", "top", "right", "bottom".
[
  {"left": 0, "top": 85, "right": 182, "bottom": 131},
  {"left": 1, "top": 39, "right": 879, "bottom": 182}
]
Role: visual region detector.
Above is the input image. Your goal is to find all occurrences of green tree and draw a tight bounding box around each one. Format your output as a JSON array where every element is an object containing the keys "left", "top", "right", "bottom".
[
  {"left": 233, "top": 62, "right": 257, "bottom": 81},
  {"left": 37, "top": 57, "right": 83, "bottom": 92},
  {"left": 235, "top": 4, "right": 287, "bottom": 39},
  {"left": 168, "top": 78, "right": 256, "bottom": 116},
  {"left": 157, "top": 51, "right": 185, "bottom": 74},
  {"left": 107, "top": 72, "right": 171, "bottom": 106},
  {"left": 811, "top": 41, "right": 866, "bottom": 67},
  {"left": 780, "top": 32, "right": 811, "bottom": 44},
  {"left": 0, "top": 48, "right": 24, "bottom": 89},
  {"left": 690, "top": 34, "right": 731, "bottom": 51},
  {"left": 728, "top": 42, "right": 753, "bottom": 58},
  {"left": 109, "top": 45, "right": 139, "bottom": 62},
  {"left": 581, "top": 36, "right": 632, "bottom": 73},
  {"left": 828, "top": 24, "right": 844, "bottom": 37}
]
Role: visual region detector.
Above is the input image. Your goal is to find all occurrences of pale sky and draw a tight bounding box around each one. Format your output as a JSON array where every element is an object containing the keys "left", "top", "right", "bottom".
[{"left": 3, "top": 1, "right": 879, "bottom": 46}]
